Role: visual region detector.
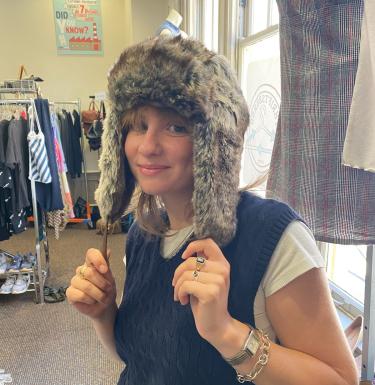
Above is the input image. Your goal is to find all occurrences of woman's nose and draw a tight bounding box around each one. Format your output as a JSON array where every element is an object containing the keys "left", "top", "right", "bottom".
[{"left": 138, "top": 128, "right": 162, "bottom": 155}]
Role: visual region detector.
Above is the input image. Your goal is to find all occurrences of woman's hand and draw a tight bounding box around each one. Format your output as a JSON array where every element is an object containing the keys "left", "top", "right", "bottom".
[
  {"left": 172, "top": 238, "right": 233, "bottom": 345},
  {"left": 66, "top": 248, "right": 117, "bottom": 320}
]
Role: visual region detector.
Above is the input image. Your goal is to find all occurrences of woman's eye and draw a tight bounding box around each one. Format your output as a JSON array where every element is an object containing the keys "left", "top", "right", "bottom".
[
  {"left": 131, "top": 121, "right": 148, "bottom": 133},
  {"left": 167, "top": 124, "right": 189, "bottom": 135}
]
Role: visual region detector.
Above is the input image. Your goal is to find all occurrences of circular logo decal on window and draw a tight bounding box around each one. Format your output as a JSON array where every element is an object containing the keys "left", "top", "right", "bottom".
[{"left": 244, "top": 84, "right": 280, "bottom": 176}]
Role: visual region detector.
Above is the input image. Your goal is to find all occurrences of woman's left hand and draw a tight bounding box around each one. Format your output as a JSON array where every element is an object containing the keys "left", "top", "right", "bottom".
[{"left": 172, "top": 238, "right": 233, "bottom": 344}]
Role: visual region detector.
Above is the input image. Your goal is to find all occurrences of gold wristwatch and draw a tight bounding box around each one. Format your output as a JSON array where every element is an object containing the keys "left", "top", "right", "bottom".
[{"left": 223, "top": 327, "right": 261, "bottom": 367}]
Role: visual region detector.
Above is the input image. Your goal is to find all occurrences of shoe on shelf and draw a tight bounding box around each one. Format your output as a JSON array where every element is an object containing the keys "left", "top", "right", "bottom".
[
  {"left": 8, "top": 253, "right": 22, "bottom": 273},
  {"left": 11, "top": 273, "right": 30, "bottom": 294},
  {"left": 20, "top": 253, "right": 36, "bottom": 271},
  {"left": 0, "top": 275, "right": 16, "bottom": 294},
  {"left": 0, "top": 253, "right": 9, "bottom": 274}
]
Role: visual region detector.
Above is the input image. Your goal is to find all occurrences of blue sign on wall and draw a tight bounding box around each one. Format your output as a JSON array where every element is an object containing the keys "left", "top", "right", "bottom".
[{"left": 53, "top": 0, "right": 103, "bottom": 55}]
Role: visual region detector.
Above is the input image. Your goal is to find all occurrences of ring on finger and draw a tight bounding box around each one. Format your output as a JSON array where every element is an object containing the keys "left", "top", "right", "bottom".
[
  {"left": 79, "top": 264, "right": 88, "bottom": 280},
  {"left": 195, "top": 255, "right": 206, "bottom": 272},
  {"left": 192, "top": 270, "right": 199, "bottom": 281}
]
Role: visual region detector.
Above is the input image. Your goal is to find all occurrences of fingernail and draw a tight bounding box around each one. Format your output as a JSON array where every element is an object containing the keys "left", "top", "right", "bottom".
[{"left": 99, "top": 265, "right": 107, "bottom": 273}]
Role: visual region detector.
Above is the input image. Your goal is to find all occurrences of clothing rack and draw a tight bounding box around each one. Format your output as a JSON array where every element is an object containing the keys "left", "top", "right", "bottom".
[
  {"left": 0, "top": 98, "right": 48, "bottom": 303},
  {"left": 51, "top": 100, "right": 93, "bottom": 228}
]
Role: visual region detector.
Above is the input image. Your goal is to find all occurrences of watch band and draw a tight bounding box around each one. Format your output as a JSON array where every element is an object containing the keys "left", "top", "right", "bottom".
[
  {"left": 223, "top": 327, "right": 260, "bottom": 367},
  {"left": 224, "top": 348, "right": 251, "bottom": 367}
]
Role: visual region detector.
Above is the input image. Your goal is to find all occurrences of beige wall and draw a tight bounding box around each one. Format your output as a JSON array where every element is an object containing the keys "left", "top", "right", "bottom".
[
  {"left": 0, "top": 0, "right": 170, "bottom": 199},
  {"left": 131, "top": 0, "right": 169, "bottom": 43},
  {"left": 0, "top": 0, "right": 135, "bottom": 177},
  {"left": 0, "top": 0, "right": 132, "bottom": 105}
]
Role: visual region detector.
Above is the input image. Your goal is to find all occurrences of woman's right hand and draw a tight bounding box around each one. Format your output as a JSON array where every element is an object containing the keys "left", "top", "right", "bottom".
[{"left": 66, "top": 248, "right": 117, "bottom": 320}]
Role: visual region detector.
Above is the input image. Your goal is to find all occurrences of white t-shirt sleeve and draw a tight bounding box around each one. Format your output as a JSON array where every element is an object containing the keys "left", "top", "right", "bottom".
[
  {"left": 261, "top": 220, "right": 325, "bottom": 297},
  {"left": 254, "top": 220, "right": 325, "bottom": 340}
]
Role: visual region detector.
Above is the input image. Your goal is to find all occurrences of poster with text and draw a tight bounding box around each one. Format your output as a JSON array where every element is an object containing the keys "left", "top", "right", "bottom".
[{"left": 53, "top": 0, "right": 103, "bottom": 55}]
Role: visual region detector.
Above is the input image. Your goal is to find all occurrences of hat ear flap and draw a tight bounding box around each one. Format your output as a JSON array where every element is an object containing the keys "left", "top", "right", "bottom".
[
  {"left": 95, "top": 111, "right": 134, "bottom": 222},
  {"left": 193, "top": 106, "right": 244, "bottom": 246}
]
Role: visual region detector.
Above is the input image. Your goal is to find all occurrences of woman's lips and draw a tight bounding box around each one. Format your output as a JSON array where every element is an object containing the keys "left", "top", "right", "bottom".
[{"left": 138, "top": 164, "right": 169, "bottom": 176}]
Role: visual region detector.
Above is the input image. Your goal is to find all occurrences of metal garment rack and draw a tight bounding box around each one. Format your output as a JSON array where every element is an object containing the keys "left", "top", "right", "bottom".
[
  {"left": 0, "top": 98, "right": 48, "bottom": 303},
  {"left": 361, "top": 245, "right": 375, "bottom": 383},
  {"left": 51, "top": 100, "right": 92, "bottom": 227}
]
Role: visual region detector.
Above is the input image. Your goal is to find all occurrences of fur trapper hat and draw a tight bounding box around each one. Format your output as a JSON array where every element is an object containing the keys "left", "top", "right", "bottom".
[{"left": 95, "top": 36, "right": 249, "bottom": 246}]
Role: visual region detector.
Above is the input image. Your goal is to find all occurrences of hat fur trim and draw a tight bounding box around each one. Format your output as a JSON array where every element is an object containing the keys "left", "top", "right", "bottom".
[{"left": 96, "top": 36, "right": 249, "bottom": 246}]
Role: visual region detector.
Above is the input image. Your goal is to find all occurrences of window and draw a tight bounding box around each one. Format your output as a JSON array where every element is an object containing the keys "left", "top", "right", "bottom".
[
  {"left": 244, "top": 0, "right": 278, "bottom": 36},
  {"left": 239, "top": 33, "right": 280, "bottom": 192},
  {"left": 238, "top": 0, "right": 280, "bottom": 194},
  {"left": 325, "top": 243, "right": 366, "bottom": 311},
  {"left": 202, "top": 0, "right": 219, "bottom": 52},
  {"left": 179, "top": 0, "right": 219, "bottom": 51}
]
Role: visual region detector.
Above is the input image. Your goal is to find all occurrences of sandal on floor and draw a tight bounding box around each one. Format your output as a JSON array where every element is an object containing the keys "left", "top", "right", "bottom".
[
  {"left": 43, "top": 286, "right": 66, "bottom": 303},
  {"left": 58, "top": 285, "right": 68, "bottom": 296}
]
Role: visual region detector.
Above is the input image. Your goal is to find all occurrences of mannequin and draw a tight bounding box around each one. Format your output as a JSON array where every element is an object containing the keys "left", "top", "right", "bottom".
[{"left": 156, "top": 8, "right": 188, "bottom": 38}]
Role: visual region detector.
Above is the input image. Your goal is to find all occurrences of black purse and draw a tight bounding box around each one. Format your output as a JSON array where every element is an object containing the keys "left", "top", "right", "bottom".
[{"left": 85, "top": 101, "right": 106, "bottom": 151}]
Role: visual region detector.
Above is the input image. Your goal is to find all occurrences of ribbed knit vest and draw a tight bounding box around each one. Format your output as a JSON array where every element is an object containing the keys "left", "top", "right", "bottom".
[{"left": 115, "top": 191, "right": 301, "bottom": 385}]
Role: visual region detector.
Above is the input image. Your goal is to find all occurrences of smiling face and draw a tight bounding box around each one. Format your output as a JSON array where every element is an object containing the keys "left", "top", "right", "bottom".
[{"left": 124, "top": 105, "right": 194, "bottom": 206}]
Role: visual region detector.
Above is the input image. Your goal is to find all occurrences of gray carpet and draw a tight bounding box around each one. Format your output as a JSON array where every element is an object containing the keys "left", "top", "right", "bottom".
[{"left": 0, "top": 223, "right": 127, "bottom": 385}]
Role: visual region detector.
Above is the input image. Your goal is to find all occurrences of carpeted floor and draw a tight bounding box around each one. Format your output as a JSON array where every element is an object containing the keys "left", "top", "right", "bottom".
[{"left": 0, "top": 223, "right": 127, "bottom": 385}]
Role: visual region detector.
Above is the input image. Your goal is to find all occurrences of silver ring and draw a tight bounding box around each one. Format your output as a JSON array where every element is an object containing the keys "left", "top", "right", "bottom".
[
  {"left": 196, "top": 255, "right": 206, "bottom": 272},
  {"left": 192, "top": 270, "right": 199, "bottom": 281}
]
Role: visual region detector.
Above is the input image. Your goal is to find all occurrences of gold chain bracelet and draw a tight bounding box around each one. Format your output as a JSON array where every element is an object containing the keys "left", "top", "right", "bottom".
[{"left": 236, "top": 331, "right": 271, "bottom": 383}]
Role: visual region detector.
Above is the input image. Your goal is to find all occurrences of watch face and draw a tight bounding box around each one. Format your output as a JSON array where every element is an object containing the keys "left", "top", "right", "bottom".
[{"left": 246, "top": 332, "right": 261, "bottom": 356}]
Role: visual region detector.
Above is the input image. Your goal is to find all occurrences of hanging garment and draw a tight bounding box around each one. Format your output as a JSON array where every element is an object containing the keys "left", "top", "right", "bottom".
[
  {"left": 267, "top": 0, "right": 375, "bottom": 245},
  {"left": 71, "top": 110, "right": 83, "bottom": 177},
  {"left": 0, "top": 119, "right": 28, "bottom": 237},
  {"left": 0, "top": 122, "right": 12, "bottom": 240},
  {"left": 50, "top": 112, "right": 67, "bottom": 172},
  {"left": 5, "top": 118, "right": 30, "bottom": 210},
  {"left": 58, "top": 110, "right": 82, "bottom": 178},
  {"left": 34, "top": 99, "right": 64, "bottom": 211},
  {"left": 0, "top": 188, "right": 10, "bottom": 241},
  {"left": 27, "top": 106, "right": 52, "bottom": 184},
  {"left": 46, "top": 210, "right": 67, "bottom": 240},
  {"left": 342, "top": 0, "right": 375, "bottom": 173},
  {"left": 9, "top": 207, "right": 28, "bottom": 234},
  {"left": 50, "top": 112, "right": 74, "bottom": 219},
  {"left": 0, "top": 120, "right": 9, "bottom": 164},
  {"left": 0, "top": 120, "right": 12, "bottom": 191}
]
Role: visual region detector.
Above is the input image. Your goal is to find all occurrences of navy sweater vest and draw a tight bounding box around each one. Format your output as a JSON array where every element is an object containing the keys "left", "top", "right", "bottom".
[{"left": 115, "top": 192, "right": 300, "bottom": 385}]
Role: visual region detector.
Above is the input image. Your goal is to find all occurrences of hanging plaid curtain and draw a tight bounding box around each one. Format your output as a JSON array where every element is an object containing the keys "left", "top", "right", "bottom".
[{"left": 267, "top": 0, "right": 375, "bottom": 245}]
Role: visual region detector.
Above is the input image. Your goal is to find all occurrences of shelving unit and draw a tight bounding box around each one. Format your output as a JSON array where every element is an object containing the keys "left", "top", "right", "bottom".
[{"left": 0, "top": 249, "right": 47, "bottom": 302}]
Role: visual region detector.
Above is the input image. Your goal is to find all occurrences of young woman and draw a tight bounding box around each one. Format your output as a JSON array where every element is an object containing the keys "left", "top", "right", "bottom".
[{"left": 66, "top": 36, "right": 358, "bottom": 385}]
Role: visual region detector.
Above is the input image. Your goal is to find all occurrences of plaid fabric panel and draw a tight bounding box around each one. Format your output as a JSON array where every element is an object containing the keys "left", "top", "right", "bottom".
[{"left": 267, "top": 0, "right": 375, "bottom": 244}]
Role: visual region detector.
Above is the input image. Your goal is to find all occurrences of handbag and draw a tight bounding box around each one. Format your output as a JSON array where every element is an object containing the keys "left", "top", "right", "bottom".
[
  {"left": 27, "top": 105, "right": 52, "bottom": 183},
  {"left": 81, "top": 100, "right": 99, "bottom": 134},
  {"left": 85, "top": 101, "right": 106, "bottom": 151}
]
